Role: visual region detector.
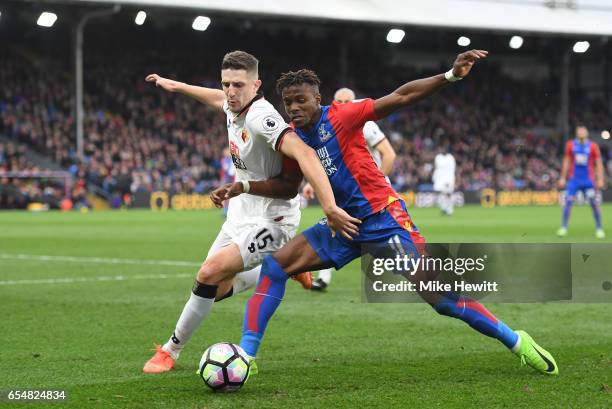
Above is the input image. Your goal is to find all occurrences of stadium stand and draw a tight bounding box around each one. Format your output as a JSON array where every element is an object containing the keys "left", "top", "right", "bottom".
[{"left": 0, "top": 19, "right": 610, "bottom": 209}]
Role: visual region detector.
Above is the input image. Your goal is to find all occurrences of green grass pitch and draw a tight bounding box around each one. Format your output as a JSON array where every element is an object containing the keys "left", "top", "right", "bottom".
[{"left": 1, "top": 205, "right": 610, "bottom": 408}]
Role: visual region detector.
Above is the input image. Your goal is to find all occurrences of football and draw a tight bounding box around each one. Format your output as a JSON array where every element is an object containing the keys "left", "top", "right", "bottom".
[{"left": 198, "top": 342, "right": 250, "bottom": 392}]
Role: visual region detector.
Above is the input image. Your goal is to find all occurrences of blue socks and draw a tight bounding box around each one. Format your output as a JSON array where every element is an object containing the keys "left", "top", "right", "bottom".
[
  {"left": 433, "top": 295, "right": 519, "bottom": 349},
  {"left": 240, "top": 256, "right": 289, "bottom": 357}
]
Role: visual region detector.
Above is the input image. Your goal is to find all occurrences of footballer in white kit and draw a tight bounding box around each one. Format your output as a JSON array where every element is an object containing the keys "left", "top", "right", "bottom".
[
  {"left": 214, "top": 96, "right": 301, "bottom": 273},
  {"left": 142, "top": 51, "right": 359, "bottom": 374},
  {"left": 433, "top": 147, "right": 456, "bottom": 215}
]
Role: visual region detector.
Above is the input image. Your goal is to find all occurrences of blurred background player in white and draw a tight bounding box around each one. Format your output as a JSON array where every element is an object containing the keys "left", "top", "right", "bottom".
[
  {"left": 433, "top": 143, "right": 456, "bottom": 216},
  {"left": 557, "top": 124, "right": 605, "bottom": 238},
  {"left": 142, "top": 51, "right": 359, "bottom": 373},
  {"left": 219, "top": 147, "right": 236, "bottom": 217},
  {"left": 303, "top": 87, "right": 397, "bottom": 291}
]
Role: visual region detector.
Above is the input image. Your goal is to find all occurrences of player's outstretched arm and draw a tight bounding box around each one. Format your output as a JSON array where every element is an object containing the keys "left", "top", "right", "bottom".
[
  {"left": 373, "top": 50, "right": 488, "bottom": 118},
  {"left": 279, "top": 132, "right": 361, "bottom": 239},
  {"left": 145, "top": 74, "right": 225, "bottom": 112}
]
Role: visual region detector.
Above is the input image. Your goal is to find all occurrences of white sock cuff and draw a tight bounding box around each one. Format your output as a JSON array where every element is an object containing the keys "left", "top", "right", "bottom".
[{"left": 510, "top": 332, "right": 521, "bottom": 353}]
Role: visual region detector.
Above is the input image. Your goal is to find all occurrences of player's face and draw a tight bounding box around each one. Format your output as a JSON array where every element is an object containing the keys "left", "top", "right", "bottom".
[
  {"left": 576, "top": 126, "right": 588, "bottom": 141},
  {"left": 281, "top": 84, "right": 321, "bottom": 129},
  {"left": 221, "top": 69, "right": 261, "bottom": 113}
]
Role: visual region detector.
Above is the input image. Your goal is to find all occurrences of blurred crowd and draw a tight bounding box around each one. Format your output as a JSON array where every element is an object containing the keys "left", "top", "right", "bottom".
[
  {"left": 1, "top": 42, "right": 611, "bottom": 209},
  {"left": 0, "top": 141, "right": 88, "bottom": 209},
  {"left": 0, "top": 51, "right": 226, "bottom": 209}
]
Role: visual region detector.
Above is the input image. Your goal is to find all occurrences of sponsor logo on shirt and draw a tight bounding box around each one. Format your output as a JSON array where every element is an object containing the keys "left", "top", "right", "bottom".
[
  {"left": 316, "top": 146, "right": 338, "bottom": 176},
  {"left": 229, "top": 141, "right": 247, "bottom": 170},
  {"left": 574, "top": 153, "right": 588, "bottom": 165}
]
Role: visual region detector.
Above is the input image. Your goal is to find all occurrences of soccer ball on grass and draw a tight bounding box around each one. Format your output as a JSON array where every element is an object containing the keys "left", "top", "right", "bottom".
[{"left": 198, "top": 342, "right": 250, "bottom": 392}]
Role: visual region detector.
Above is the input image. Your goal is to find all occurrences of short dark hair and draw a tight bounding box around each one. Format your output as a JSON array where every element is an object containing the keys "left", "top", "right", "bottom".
[
  {"left": 221, "top": 51, "right": 258, "bottom": 75},
  {"left": 276, "top": 69, "right": 321, "bottom": 95}
]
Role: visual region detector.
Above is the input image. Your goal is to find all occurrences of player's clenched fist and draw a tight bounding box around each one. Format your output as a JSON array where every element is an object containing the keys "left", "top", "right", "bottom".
[
  {"left": 224, "top": 182, "right": 245, "bottom": 200},
  {"left": 301, "top": 183, "right": 315, "bottom": 200},
  {"left": 452, "top": 50, "right": 488, "bottom": 79},
  {"left": 210, "top": 183, "right": 232, "bottom": 208},
  {"left": 145, "top": 73, "right": 182, "bottom": 92}
]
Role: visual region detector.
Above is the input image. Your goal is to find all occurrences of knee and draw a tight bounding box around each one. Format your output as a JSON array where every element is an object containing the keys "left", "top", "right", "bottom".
[{"left": 197, "top": 262, "right": 225, "bottom": 285}]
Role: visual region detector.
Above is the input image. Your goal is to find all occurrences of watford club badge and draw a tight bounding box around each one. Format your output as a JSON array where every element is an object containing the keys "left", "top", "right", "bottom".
[
  {"left": 230, "top": 141, "right": 247, "bottom": 170},
  {"left": 241, "top": 129, "right": 249, "bottom": 143}
]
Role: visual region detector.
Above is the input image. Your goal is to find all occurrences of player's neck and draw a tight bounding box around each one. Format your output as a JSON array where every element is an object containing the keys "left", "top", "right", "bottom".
[
  {"left": 301, "top": 108, "right": 323, "bottom": 132},
  {"left": 232, "top": 93, "right": 262, "bottom": 116}
]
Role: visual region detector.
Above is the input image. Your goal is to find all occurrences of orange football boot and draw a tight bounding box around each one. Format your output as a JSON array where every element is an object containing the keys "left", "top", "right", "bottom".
[
  {"left": 143, "top": 344, "right": 175, "bottom": 373},
  {"left": 291, "top": 271, "right": 313, "bottom": 289}
]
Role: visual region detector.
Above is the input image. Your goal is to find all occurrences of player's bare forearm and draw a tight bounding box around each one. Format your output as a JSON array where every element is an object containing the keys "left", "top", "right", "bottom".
[
  {"left": 374, "top": 50, "right": 488, "bottom": 118},
  {"left": 558, "top": 156, "right": 569, "bottom": 189},
  {"left": 374, "top": 75, "right": 448, "bottom": 118},
  {"left": 282, "top": 138, "right": 335, "bottom": 211},
  {"left": 145, "top": 73, "right": 225, "bottom": 111},
  {"left": 224, "top": 174, "right": 301, "bottom": 201},
  {"left": 596, "top": 158, "right": 605, "bottom": 187},
  {"left": 560, "top": 157, "right": 569, "bottom": 180},
  {"left": 176, "top": 83, "right": 225, "bottom": 111},
  {"left": 249, "top": 176, "right": 301, "bottom": 200}
]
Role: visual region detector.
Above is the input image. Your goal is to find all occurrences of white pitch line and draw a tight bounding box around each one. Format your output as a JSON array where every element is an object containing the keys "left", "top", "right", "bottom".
[
  {"left": 0, "top": 273, "right": 194, "bottom": 286},
  {"left": 0, "top": 253, "right": 201, "bottom": 267}
]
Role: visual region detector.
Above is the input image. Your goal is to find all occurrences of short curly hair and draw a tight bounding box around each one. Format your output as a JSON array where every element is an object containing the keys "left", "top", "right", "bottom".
[{"left": 276, "top": 69, "right": 321, "bottom": 95}]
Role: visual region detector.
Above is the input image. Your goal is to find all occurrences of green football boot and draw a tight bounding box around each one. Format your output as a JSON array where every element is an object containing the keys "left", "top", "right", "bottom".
[
  {"left": 514, "top": 330, "right": 559, "bottom": 375},
  {"left": 245, "top": 357, "right": 258, "bottom": 381}
]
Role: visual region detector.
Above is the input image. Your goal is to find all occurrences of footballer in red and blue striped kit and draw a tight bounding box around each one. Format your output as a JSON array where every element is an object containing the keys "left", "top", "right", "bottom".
[
  {"left": 239, "top": 50, "right": 559, "bottom": 377},
  {"left": 557, "top": 125, "right": 605, "bottom": 238}
]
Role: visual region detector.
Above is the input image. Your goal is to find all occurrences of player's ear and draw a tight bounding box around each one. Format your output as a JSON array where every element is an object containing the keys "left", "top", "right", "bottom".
[
  {"left": 315, "top": 92, "right": 321, "bottom": 105},
  {"left": 254, "top": 79, "right": 262, "bottom": 91}
]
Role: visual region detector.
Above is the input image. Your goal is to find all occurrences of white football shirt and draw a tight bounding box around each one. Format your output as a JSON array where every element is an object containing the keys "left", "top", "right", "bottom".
[
  {"left": 363, "top": 121, "right": 386, "bottom": 170},
  {"left": 433, "top": 153, "right": 456, "bottom": 183},
  {"left": 223, "top": 96, "right": 300, "bottom": 224}
]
